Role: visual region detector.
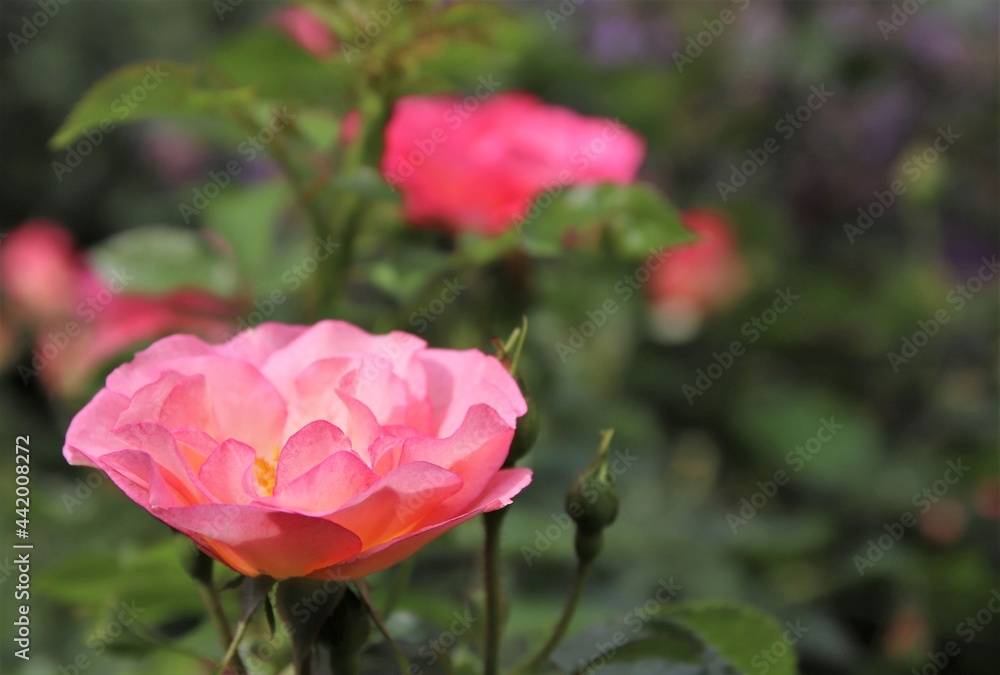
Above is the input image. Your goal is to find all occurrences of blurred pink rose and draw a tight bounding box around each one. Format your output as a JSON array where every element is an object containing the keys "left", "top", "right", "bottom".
[
  {"left": 381, "top": 92, "right": 645, "bottom": 236},
  {"left": 1, "top": 219, "right": 85, "bottom": 321},
  {"left": 647, "top": 209, "right": 749, "bottom": 342},
  {"left": 3, "top": 220, "right": 240, "bottom": 398},
  {"left": 270, "top": 5, "right": 337, "bottom": 58},
  {"left": 40, "top": 289, "right": 240, "bottom": 400},
  {"left": 64, "top": 321, "right": 532, "bottom": 580}
]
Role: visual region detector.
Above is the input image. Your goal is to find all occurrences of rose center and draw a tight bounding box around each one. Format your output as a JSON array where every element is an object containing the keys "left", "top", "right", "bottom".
[{"left": 253, "top": 446, "right": 280, "bottom": 497}]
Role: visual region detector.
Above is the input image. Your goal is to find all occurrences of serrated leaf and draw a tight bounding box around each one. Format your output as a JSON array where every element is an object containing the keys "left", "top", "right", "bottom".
[{"left": 50, "top": 60, "right": 252, "bottom": 149}]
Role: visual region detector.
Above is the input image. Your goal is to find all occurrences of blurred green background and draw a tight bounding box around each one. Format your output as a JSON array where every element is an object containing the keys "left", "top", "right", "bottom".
[{"left": 1, "top": 1, "right": 997, "bottom": 674}]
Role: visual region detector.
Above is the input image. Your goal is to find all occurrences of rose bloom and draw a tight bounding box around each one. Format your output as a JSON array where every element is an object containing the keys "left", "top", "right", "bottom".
[
  {"left": 64, "top": 321, "right": 532, "bottom": 580},
  {"left": 2, "top": 220, "right": 240, "bottom": 399},
  {"left": 647, "top": 209, "right": 749, "bottom": 342},
  {"left": 270, "top": 5, "right": 337, "bottom": 59},
  {"left": 381, "top": 92, "right": 645, "bottom": 236},
  {"left": 0, "top": 219, "right": 83, "bottom": 321}
]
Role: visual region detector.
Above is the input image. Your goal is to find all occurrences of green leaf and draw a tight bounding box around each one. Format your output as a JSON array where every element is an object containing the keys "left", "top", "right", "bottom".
[
  {"left": 201, "top": 180, "right": 295, "bottom": 280},
  {"left": 518, "top": 184, "right": 693, "bottom": 259},
  {"left": 50, "top": 60, "right": 252, "bottom": 149},
  {"left": 88, "top": 225, "right": 239, "bottom": 296},
  {"left": 207, "top": 29, "right": 355, "bottom": 111},
  {"left": 559, "top": 602, "right": 797, "bottom": 675},
  {"left": 660, "top": 602, "right": 798, "bottom": 675}
]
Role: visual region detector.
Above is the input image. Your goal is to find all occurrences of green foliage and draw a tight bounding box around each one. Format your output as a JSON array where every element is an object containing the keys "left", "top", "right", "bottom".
[
  {"left": 49, "top": 61, "right": 252, "bottom": 149},
  {"left": 519, "top": 184, "right": 694, "bottom": 259}
]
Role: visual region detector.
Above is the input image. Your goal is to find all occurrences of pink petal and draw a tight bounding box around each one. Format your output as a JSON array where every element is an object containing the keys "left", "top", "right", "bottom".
[
  {"left": 266, "top": 451, "right": 379, "bottom": 514},
  {"left": 151, "top": 503, "right": 364, "bottom": 578},
  {"left": 97, "top": 449, "right": 191, "bottom": 510},
  {"left": 214, "top": 322, "right": 308, "bottom": 368},
  {"left": 115, "top": 371, "right": 211, "bottom": 431},
  {"left": 327, "top": 461, "right": 464, "bottom": 548},
  {"left": 311, "top": 467, "right": 531, "bottom": 580},
  {"left": 198, "top": 439, "right": 258, "bottom": 504},
  {"left": 106, "top": 334, "right": 217, "bottom": 396},
  {"left": 413, "top": 349, "right": 526, "bottom": 436},
  {"left": 399, "top": 404, "right": 515, "bottom": 516},
  {"left": 262, "top": 320, "right": 425, "bottom": 398},
  {"left": 64, "top": 388, "right": 130, "bottom": 467},
  {"left": 274, "top": 420, "right": 355, "bottom": 492}
]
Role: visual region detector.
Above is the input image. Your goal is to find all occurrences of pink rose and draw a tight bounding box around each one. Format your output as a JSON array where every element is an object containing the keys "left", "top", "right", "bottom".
[
  {"left": 64, "top": 321, "right": 532, "bottom": 580},
  {"left": 1, "top": 219, "right": 241, "bottom": 398},
  {"left": 1, "top": 219, "right": 85, "bottom": 321},
  {"left": 381, "top": 92, "right": 645, "bottom": 236},
  {"left": 647, "top": 210, "right": 749, "bottom": 341},
  {"left": 41, "top": 289, "right": 240, "bottom": 399},
  {"left": 270, "top": 6, "right": 337, "bottom": 59}
]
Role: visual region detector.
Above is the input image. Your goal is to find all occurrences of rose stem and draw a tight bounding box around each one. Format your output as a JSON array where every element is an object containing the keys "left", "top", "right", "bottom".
[
  {"left": 513, "top": 559, "right": 593, "bottom": 674},
  {"left": 195, "top": 575, "right": 247, "bottom": 674},
  {"left": 212, "top": 613, "right": 252, "bottom": 675},
  {"left": 482, "top": 507, "right": 508, "bottom": 675}
]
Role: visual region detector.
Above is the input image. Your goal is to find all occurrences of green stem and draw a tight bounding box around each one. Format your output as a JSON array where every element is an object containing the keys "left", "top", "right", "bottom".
[
  {"left": 213, "top": 613, "right": 252, "bottom": 675},
  {"left": 197, "top": 580, "right": 247, "bottom": 675},
  {"left": 514, "top": 561, "right": 593, "bottom": 674},
  {"left": 482, "top": 508, "right": 508, "bottom": 675},
  {"left": 355, "top": 580, "right": 410, "bottom": 674}
]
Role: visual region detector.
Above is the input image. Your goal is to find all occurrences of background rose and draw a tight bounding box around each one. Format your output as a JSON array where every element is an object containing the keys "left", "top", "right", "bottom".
[
  {"left": 647, "top": 209, "right": 749, "bottom": 342},
  {"left": 381, "top": 92, "right": 646, "bottom": 236},
  {"left": 2, "top": 220, "right": 241, "bottom": 400},
  {"left": 63, "top": 321, "right": 531, "bottom": 580}
]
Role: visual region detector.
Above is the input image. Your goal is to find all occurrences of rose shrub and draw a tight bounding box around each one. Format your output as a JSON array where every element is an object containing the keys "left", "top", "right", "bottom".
[{"left": 63, "top": 320, "right": 531, "bottom": 580}]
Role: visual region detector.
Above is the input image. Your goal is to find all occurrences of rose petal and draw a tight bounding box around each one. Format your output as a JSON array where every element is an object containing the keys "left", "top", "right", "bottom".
[
  {"left": 198, "top": 439, "right": 258, "bottom": 504},
  {"left": 64, "top": 388, "right": 130, "bottom": 467},
  {"left": 311, "top": 467, "right": 531, "bottom": 580},
  {"left": 273, "top": 420, "right": 355, "bottom": 491},
  {"left": 266, "top": 451, "right": 379, "bottom": 514},
  {"left": 327, "top": 461, "right": 464, "bottom": 548},
  {"left": 151, "top": 503, "right": 364, "bottom": 578}
]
